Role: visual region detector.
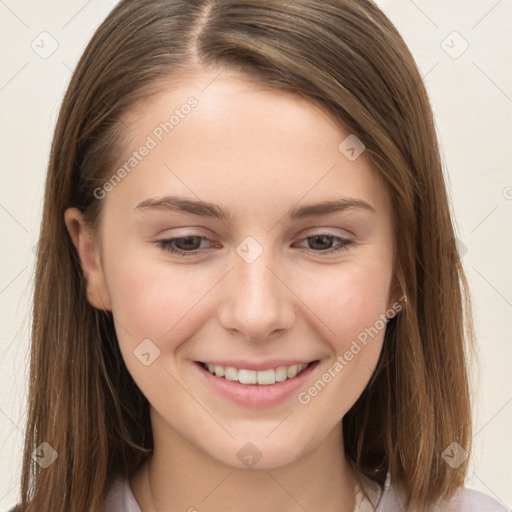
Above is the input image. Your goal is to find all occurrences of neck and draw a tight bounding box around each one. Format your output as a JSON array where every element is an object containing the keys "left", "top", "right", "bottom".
[{"left": 130, "top": 410, "right": 359, "bottom": 512}]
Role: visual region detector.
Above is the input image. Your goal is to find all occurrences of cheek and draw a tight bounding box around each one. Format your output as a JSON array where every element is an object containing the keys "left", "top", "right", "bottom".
[
  {"left": 103, "top": 257, "right": 210, "bottom": 404},
  {"left": 101, "top": 236, "right": 216, "bottom": 365},
  {"left": 301, "top": 259, "right": 392, "bottom": 346},
  {"left": 295, "top": 261, "right": 391, "bottom": 407}
]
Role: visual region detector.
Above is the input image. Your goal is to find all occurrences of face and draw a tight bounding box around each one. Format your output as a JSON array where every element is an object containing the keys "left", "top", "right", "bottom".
[{"left": 67, "top": 69, "right": 399, "bottom": 469}]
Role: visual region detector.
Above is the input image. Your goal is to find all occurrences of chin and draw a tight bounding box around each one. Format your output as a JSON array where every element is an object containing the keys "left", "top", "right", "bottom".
[{"left": 204, "top": 430, "right": 315, "bottom": 470}]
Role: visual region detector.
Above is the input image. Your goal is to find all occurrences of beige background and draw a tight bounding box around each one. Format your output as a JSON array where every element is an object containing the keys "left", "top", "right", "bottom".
[{"left": 0, "top": 0, "right": 511, "bottom": 509}]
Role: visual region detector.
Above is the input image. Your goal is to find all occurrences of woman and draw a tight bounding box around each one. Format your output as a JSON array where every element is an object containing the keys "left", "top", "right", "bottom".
[{"left": 11, "top": 1, "right": 507, "bottom": 511}]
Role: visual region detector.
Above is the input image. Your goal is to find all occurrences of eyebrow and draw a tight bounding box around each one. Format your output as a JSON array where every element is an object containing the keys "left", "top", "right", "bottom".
[{"left": 134, "top": 195, "right": 376, "bottom": 221}]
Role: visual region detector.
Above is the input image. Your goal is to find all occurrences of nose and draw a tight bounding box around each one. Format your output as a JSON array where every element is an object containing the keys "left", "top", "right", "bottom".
[{"left": 217, "top": 246, "right": 296, "bottom": 342}]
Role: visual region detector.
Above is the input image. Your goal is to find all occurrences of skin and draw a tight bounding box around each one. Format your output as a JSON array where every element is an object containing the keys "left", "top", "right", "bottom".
[{"left": 65, "top": 68, "right": 400, "bottom": 512}]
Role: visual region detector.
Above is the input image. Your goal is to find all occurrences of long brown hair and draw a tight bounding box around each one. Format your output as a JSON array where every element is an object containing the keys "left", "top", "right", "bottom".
[{"left": 16, "top": 1, "right": 474, "bottom": 510}]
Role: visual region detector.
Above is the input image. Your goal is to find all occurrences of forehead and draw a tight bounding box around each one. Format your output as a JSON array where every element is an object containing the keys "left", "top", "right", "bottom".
[{"left": 108, "top": 69, "right": 391, "bottom": 221}]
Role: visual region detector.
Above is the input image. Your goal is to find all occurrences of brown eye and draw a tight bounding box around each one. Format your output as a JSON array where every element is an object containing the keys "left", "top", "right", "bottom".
[
  {"left": 157, "top": 236, "right": 211, "bottom": 256},
  {"left": 307, "top": 235, "right": 336, "bottom": 251},
  {"left": 294, "top": 234, "right": 353, "bottom": 256}
]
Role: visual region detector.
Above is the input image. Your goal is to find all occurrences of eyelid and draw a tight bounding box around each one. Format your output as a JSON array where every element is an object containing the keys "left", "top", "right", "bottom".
[
  {"left": 298, "top": 226, "right": 355, "bottom": 239},
  {"left": 155, "top": 226, "right": 213, "bottom": 238},
  {"left": 155, "top": 227, "right": 353, "bottom": 245},
  {"left": 156, "top": 230, "right": 355, "bottom": 258}
]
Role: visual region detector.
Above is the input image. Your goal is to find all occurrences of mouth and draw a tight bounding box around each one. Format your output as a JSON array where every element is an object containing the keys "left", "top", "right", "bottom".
[
  {"left": 193, "top": 359, "right": 320, "bottom": 408},
  {"left": 196, "top": 360, "right": 318, "bottom": 385}
]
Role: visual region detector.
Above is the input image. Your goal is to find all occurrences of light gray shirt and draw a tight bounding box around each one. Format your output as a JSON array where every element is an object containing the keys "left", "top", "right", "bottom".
[{"left": 103, "top": 472, "right": 508, "bottom": 511}]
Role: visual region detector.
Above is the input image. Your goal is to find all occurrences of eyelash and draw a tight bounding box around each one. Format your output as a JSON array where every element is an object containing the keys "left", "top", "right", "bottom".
[{"left": 156, "top": 233, "right": 354, "bottom": 257}]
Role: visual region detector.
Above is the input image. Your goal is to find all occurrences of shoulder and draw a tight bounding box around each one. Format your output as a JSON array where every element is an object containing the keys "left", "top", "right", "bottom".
[
  {"left": 103, "top": 477, "right": 142, "bottom": 512},
  {"left": 440, "top": 487, "right": 509, "bottom": 512},
  {"left": 376, "top": 474, "right": 508, "bottom": 511},
  {"left": 5, "top": 479, "right": 142, "bottom": 512}
]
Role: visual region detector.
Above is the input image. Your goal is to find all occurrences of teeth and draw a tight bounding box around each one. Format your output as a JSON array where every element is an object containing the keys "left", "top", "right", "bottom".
[
  {"left": 287, "top": 365, "right": 298, "bottom": 379},
  {"left": 257, "top": 369, "right": 275, "bottom": 385},
  {"left": 203, "top": 362, "right": 310, "bottom": 385},
  {"left": 275, "top": 366, "right": 288, "bottom": 382},
  {"left": 238, "top": 369, "right": 257, "bottom": 384},
  {"left": 225, "top": 367, "right": 238, "bottom": 381}
]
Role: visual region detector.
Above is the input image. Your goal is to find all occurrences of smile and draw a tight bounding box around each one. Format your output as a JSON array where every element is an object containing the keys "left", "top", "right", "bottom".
[
  {"left": 194, "top": 359, "right": 320, "bottom": 407},
  {"left": 201, "top": 362, "right": 311, "bottom": 385}
]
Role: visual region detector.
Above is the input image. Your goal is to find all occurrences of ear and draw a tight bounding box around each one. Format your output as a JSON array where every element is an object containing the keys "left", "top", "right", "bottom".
[{"left": 64, "top": 207, "right": 112, "bottom": 311}]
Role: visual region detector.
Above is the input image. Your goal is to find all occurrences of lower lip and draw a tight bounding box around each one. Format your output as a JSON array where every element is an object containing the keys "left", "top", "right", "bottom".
[{"left": 193, "top": 361, "right": 320, "bottom": 408}]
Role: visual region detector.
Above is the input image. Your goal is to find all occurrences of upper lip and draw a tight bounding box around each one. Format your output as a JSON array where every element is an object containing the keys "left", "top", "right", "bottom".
[{"left": 197, "top": 359, "right": 318, "bottom": 371}]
